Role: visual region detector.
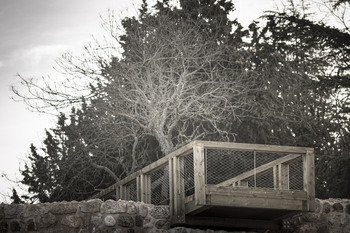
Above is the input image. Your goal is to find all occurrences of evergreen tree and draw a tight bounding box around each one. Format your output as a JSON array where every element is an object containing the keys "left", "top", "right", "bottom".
[{"left": 16, "top": 0, "right": 350, "bottom": 200}]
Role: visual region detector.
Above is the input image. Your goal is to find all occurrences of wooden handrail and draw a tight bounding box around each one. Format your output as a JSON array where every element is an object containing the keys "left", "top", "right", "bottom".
[{"left": 217, "top": 153, "right": 302, "bottom": 187}]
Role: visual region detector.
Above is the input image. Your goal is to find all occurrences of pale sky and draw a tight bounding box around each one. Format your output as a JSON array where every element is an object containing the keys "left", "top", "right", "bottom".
[{"left": 0, "top": 0, "right": 277, "bottom": 203}]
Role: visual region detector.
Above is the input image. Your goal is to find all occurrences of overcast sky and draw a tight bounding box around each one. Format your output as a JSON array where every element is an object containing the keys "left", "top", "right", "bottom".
[{"left": 0, "top": 0, "right": 277, "bottom": 203}]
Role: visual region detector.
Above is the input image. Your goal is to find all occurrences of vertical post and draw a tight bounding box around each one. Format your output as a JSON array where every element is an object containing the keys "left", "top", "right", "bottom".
[
  {"left": 136, "top": 175, "right": 141, "bottom": 202},
  {"left": 140, "top": 174, "right": 151, "bottom": 203},
  {"left": 303, "top": 149, "right": 315, "bottom": 211},
  {"left": 279, "top": 164, "right": 289, "bottom": 190},
  {"left": 193, "top": 143, "right": 206, "bottom": 206},
  {"left": 169, "top": 158, "right": 175, "bottom": 224},
  {"left": 172, "top": 156, "right": 185, "bottom": 224},
  {"left": 273, "top": 165, "right": 278, "bottom": 189}
]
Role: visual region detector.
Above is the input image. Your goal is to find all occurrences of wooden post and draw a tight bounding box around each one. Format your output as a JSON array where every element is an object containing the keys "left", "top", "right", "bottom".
[
  {"left": 273, "top": 165, "right": 278, "bottom": 189},
  {"left": 193, "top": 143, "right": 206, "bottom": 206},
  {"left": 136, "top": 175, "right": 141, "bottom": 202},
  {"left": 278, "top": 164, "right": 289, "bottom": 190},
  {"left": 140, "top": 174, "right": 151, "bottom": 203},
  {"left": 172, "top": 156, "right": 185, "bottom": 223},
  {"left": 169, "top": 158, "right": 175, "bottom": 224},
  {"left": 303, "top": 149, "right": 315, "bottom": 211}
]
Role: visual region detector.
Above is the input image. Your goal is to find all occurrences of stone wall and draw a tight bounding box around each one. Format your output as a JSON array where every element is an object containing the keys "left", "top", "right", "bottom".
[
  {"left": 0, "top": 199, "right": 238, "bottom": 233},
  {"left": 1, "top": 198, "right": 350, "bottom": 233},
  {"left": 283, "top": 199, "right": 350, "bottom": 233}
]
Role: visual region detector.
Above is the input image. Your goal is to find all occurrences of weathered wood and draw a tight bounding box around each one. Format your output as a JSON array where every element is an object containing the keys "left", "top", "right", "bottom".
[
  {"left": 218, "top": 153, "right": 301, "bottom": 186},
  {"left": 196, "top": 140, "right": 312, "bottom": 154},
  {"left": 173, "top": 156, "right": 186, "bottom": 223},
  {"left": 273, "top": 165, "right": 278, "bottom": 189},
  {"left": 303, "top": 149, "right": 315, "bottom": 211},
  {"left": 169, "top": 158, "right": 175, "bottom": 224},
  {"left": 206, "top": 186, "right": 307, "bottom": 200},
  {"left": 140, "top": 174, "right": 151, "bottom": 203},
  {"left": 136, "top": 175, "right": 141, "bottom": 202},
  {"left": 184, "top": 216, "right": 281, "bottom": 230},
  {"left": 279, "top": 164, "right": 289, "bottom": 190},
  {"left": 193, "top": 143, "right": 206, "bottom": 205},
  {"left": 207, "top": 193, "right": 305, "bottom": 211}
]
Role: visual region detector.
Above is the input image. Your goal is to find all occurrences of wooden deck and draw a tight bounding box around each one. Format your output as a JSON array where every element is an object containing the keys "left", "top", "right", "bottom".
[{"left": 91, "top": 141, "right": 315, "bottom": 230}]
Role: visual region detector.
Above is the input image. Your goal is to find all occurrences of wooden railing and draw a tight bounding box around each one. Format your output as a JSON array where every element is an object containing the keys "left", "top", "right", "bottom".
[{"left": 91, "top": 141, "right": 315, "bottom": 228}]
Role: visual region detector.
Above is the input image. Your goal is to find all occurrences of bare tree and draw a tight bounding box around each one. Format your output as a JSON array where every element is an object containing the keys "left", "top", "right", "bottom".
[{"left": 14, "top": 10, "right": 252, "bottom": 156}]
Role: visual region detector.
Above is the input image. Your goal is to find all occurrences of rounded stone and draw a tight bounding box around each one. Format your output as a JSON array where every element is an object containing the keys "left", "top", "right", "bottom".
[
  {"left": 39, "top": 212, "right": 57, "bottom": 228},
  {"left": 127, "top": 202, "right": 137, "bottom": 215},
  {"left": 50, "top": 202, "right": 78, "bottom": 215},
  {"left": 61, "top": 215, "right": 83, "bottom": 228},
  {"left": 101, "top": 200, "right": 119, "bottom": 214},
  {"left": 332, "top": 203, "right": 343, "bottom": 212},
  {"left": 104, "top": 215, "right": 117, "bottom": 227},
  {"left": 323, "top": 202, "right": 331, "bottom": 214},
  {"left": 91, "top": 214, "right": 103, "bottom": 227},
  {"left": 138, "top": 205, "right": 148, "bottom": 217},
  {"left": 118, "top": 215, "right": 134, "bottom": 228},
  {"left": 80, "top": 199, "right": 102, "bottom": 213},
  {"left": 149, "top": 206, "right": 169, "bottom": 219}
]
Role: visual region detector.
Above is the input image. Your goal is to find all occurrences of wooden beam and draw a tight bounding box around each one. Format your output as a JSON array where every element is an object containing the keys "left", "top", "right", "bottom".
[
  {"left": 184, "top": 216, "right": 281, "bottom": 230},
  {"left": 218, "top": 153, "right": 301, "bottom": 186},
  {"left": 195, "top": 140, "right": 312, "bottom": 154},
  {"left": 207, "top": 193, "right": 305, "bottom": 211},
  {"left": 193, "top": 143, "right": 206, "bottom": 205},
  {"left": 206, "top": 186, "right": 307, "bottom": 200}
]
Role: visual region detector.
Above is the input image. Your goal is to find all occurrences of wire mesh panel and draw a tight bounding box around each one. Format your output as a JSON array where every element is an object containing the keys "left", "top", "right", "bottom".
[
  {"left": 206, "top": 149, "right": 254, "bottom": 185},
  {"left": 255, "top": 152, "right": 289, "bottom": 189},
  {"left": 183, "top": 153, "right": 194, "bottom": 196},
  {"left": 206, "top": 148, "right": 304, "bottom": 191},
  {"left": 289, "top": 157, "right": 304, "bottom": 190},
  {"left": 151, "top": 165, "right": 169, "bottom": 205},
  {"left": 125, "top": 180, "right": 137, "bottom": 202}
]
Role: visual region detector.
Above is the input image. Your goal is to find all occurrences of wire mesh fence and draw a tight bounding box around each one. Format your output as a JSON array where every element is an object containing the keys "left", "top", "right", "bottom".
[
  {"left": 183, "top": 153, "right": 194, "bottom": 197},
  {"left": 151, "top": 165, "right": 170, "bottom": 205},
  {"left": 205, "top": 149, "right": 304, "bottom": 190},
  {"left": 125, "top": 180, "right": 137, "bottom": 202}
]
